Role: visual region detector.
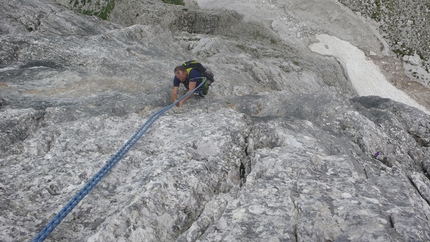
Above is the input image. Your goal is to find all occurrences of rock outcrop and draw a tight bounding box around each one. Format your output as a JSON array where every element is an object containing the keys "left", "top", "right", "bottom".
[{"left": 1, "top": 0, "right": 429, "bottom": 241}]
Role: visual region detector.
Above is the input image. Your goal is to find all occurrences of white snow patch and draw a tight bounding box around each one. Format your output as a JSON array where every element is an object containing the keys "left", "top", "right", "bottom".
[{"left": 309, "top": 34, "right": 429, "bottom": 114}]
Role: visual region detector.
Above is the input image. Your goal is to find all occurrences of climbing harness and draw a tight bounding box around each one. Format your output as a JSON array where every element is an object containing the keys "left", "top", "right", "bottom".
[{"left": 32, "top": 78, "right": 207, "bottom": 242}]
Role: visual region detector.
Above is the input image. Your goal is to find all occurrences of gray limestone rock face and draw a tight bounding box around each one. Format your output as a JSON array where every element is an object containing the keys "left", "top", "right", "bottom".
[{"left": 1, "top": 0, "right": 430, "bottom": 241}]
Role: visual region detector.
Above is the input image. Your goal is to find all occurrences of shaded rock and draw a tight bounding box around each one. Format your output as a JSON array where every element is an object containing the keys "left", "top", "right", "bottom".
[{"left": 0, "top": 108, "right": 45, "bottom": 157}]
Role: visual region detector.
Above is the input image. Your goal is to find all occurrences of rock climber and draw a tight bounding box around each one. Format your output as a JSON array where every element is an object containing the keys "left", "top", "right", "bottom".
[{"left": 171, "top": 65, "right": 208, "bottom": 107}]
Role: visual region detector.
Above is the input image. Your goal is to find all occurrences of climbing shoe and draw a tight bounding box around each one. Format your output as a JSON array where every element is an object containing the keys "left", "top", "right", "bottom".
[{"left": 194, "top": 88, "right": 205, "bottom": 98}]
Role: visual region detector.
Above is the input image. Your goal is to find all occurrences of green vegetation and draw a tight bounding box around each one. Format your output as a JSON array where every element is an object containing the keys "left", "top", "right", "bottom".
[
  {"left": 392, "top": 41, "right": 415, "bottom": 57},
  {"left": 371, "top": 0, "right": 382, "bottom": 21},
  {"left": 270, "top": 38, "right": 277, "bottom": 45},
  {"left": 161, "top": 0, "right": 184, "bottom": 5},
  {"left": 98, "top": 0, "right": 115, "bottom": 20},
  {"left": 69, "top": 0, "right": 115, "bottom": 20}
]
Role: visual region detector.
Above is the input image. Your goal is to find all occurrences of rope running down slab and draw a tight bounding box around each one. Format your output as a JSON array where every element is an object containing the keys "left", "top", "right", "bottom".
[{"left": 32, "top": 78, "right": 206, "bottom": 242}]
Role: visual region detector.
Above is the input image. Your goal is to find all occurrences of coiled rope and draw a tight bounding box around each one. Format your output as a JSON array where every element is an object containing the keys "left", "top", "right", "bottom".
[{"left": 32, "top": 78, "right": 206, "bottom": 242}]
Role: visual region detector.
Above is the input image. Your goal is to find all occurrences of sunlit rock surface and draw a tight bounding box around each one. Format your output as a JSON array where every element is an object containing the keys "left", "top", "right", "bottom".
[{"left": 1, "top": 0, "right": 430, "bottom": 241}]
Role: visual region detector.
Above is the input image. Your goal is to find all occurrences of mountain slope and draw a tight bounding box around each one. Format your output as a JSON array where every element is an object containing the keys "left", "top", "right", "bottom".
[{"left": 1, "top": 0, "right": 429, "bottom": 241}]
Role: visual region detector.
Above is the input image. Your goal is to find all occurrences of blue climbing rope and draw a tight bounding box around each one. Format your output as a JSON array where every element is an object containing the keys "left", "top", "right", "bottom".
[{"left": 32, "top": 78, "right": 207, "bottom": 242}]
